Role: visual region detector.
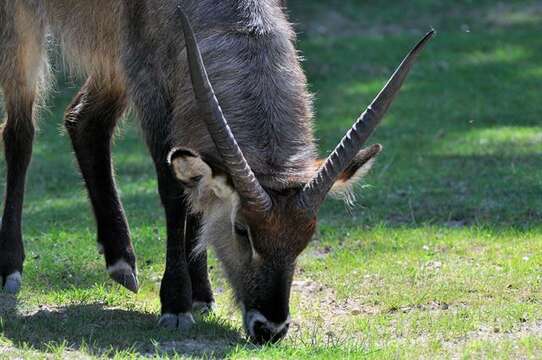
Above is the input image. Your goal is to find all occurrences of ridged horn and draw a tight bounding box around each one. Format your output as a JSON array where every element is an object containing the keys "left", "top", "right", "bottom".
[
  {"left": 177, "top": 6, "right": 272, "bottom": 213},
  {"left": 299, "top": 30, "right": 435, "bottom": 211}
]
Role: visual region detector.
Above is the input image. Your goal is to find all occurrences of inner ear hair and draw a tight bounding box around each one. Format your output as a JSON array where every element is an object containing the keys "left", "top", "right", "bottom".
[
  {"left": 327, "top": 144, "right": 383, "bottom": 203},
  {"left": 339, "top": 144, "right": 383, "bottom": 182}
]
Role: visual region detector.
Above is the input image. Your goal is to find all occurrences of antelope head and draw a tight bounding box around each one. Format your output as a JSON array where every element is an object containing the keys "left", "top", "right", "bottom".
[{"left": 170, "top": 7, "right": 433, "bottom": 344}]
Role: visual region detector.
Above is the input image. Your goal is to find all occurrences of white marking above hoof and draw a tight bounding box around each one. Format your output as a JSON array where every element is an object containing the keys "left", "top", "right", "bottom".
[
  {"left": 4, "top": 271, "right": 22, "bottom": 294},
  {"left": 108, "top": 260, "right": 139, "bottom": 293},
  {"left": 158, "top": 313, "right": 179, "bottom": 330},
  {"left": 158, "top": 313, "right": 195, "bottom": 332},
  {"left": 107, "top": 259, "right": 132, "bottom": 274}
]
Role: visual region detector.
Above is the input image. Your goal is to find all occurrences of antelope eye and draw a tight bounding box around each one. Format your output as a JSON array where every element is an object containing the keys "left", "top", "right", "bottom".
[{"left": 234, "top": 223, "right": 249, "bottom": 238}]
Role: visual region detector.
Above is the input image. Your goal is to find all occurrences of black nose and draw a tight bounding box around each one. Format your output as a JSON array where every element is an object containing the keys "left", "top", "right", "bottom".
[{"left": 251, "top": 320, "right": 290, "bottom": 345}]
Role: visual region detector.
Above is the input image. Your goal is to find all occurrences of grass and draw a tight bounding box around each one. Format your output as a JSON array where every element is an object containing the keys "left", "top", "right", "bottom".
[{"left": 1, "top": 0, "right": 542, "bottom": 358}]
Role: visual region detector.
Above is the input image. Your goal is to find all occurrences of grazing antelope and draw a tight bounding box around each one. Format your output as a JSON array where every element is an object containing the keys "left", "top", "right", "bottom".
[{"left": 0, "top": 0, "right": 432, "bottom": 343}]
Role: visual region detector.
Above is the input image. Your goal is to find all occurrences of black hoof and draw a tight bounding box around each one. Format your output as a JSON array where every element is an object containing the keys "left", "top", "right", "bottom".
[
  {"left": 158, "top": 313, "right": 195, "bottom": 331},
  {"left": 108, "top": 261, "right": 139, "bottom": 293}
]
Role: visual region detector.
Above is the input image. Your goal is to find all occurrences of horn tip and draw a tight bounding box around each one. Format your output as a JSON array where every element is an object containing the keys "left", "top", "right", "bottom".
[
  {"left": 423, "top": 29, "right": 436, "bottom": 43},
  {"left": 411, "top": 29, "right": 435, "bottom": 55}
]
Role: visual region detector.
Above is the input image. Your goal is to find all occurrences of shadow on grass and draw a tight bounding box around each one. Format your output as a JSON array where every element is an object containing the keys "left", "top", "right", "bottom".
[{"left": 0, "top": 296, "right": 246, "bottom": 357}]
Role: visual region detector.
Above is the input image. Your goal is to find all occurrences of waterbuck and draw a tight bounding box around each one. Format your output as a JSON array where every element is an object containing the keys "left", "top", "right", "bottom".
[{"left": 0, "top": 0, "right": 432, "bottom": 343}]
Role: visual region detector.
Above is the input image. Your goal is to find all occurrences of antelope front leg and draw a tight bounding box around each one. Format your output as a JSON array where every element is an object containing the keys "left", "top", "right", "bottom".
[
  {"left": 64, "top": 77, "right": 138, "bottom": 292},
  {"left": 154, "top": 162, "right": 195, "bottom": 331},
  {"left": 136, "top": 108, "right": 195, "bottom": 330},
  {"left": 121, "top": 2, "right": 196, "bottom": 327},
  {"left": 0, "top": 96, "right": 35, "bottom": 294}
]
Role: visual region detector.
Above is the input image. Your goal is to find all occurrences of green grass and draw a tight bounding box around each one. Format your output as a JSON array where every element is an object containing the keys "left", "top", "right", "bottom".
[{"left": 1, "top": 0, "right": 542, "bottom": 358}]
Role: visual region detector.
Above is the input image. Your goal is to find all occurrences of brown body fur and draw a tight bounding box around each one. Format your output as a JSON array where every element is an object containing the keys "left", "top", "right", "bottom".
[{"left": 2, "top": 0, "right": 315, "bottom": 183}]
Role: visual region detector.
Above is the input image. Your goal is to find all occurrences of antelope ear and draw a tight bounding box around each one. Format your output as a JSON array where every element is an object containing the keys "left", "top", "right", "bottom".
[
  {"left": 167, "top": 147, "right": 212, "bottom": 187},
  {"left": 167, "top": 147, "right": 236, "bottom": 202},
  {"left": 325, "top": 144, "right": 383, "bottom": 200}
]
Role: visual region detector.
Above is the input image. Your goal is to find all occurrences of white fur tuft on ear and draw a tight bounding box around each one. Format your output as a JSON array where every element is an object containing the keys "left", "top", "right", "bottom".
[
  {"left": 329, "top": 157, "right": 376, "bottom": 204},
  {"left": 327, "top": 144, "right": 383, "bottom": 205}
]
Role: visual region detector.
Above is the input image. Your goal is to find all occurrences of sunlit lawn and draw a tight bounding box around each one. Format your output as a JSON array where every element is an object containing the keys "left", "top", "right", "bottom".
[{"left": 1, "top": 1, "right": 542, "bottom": 358}]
